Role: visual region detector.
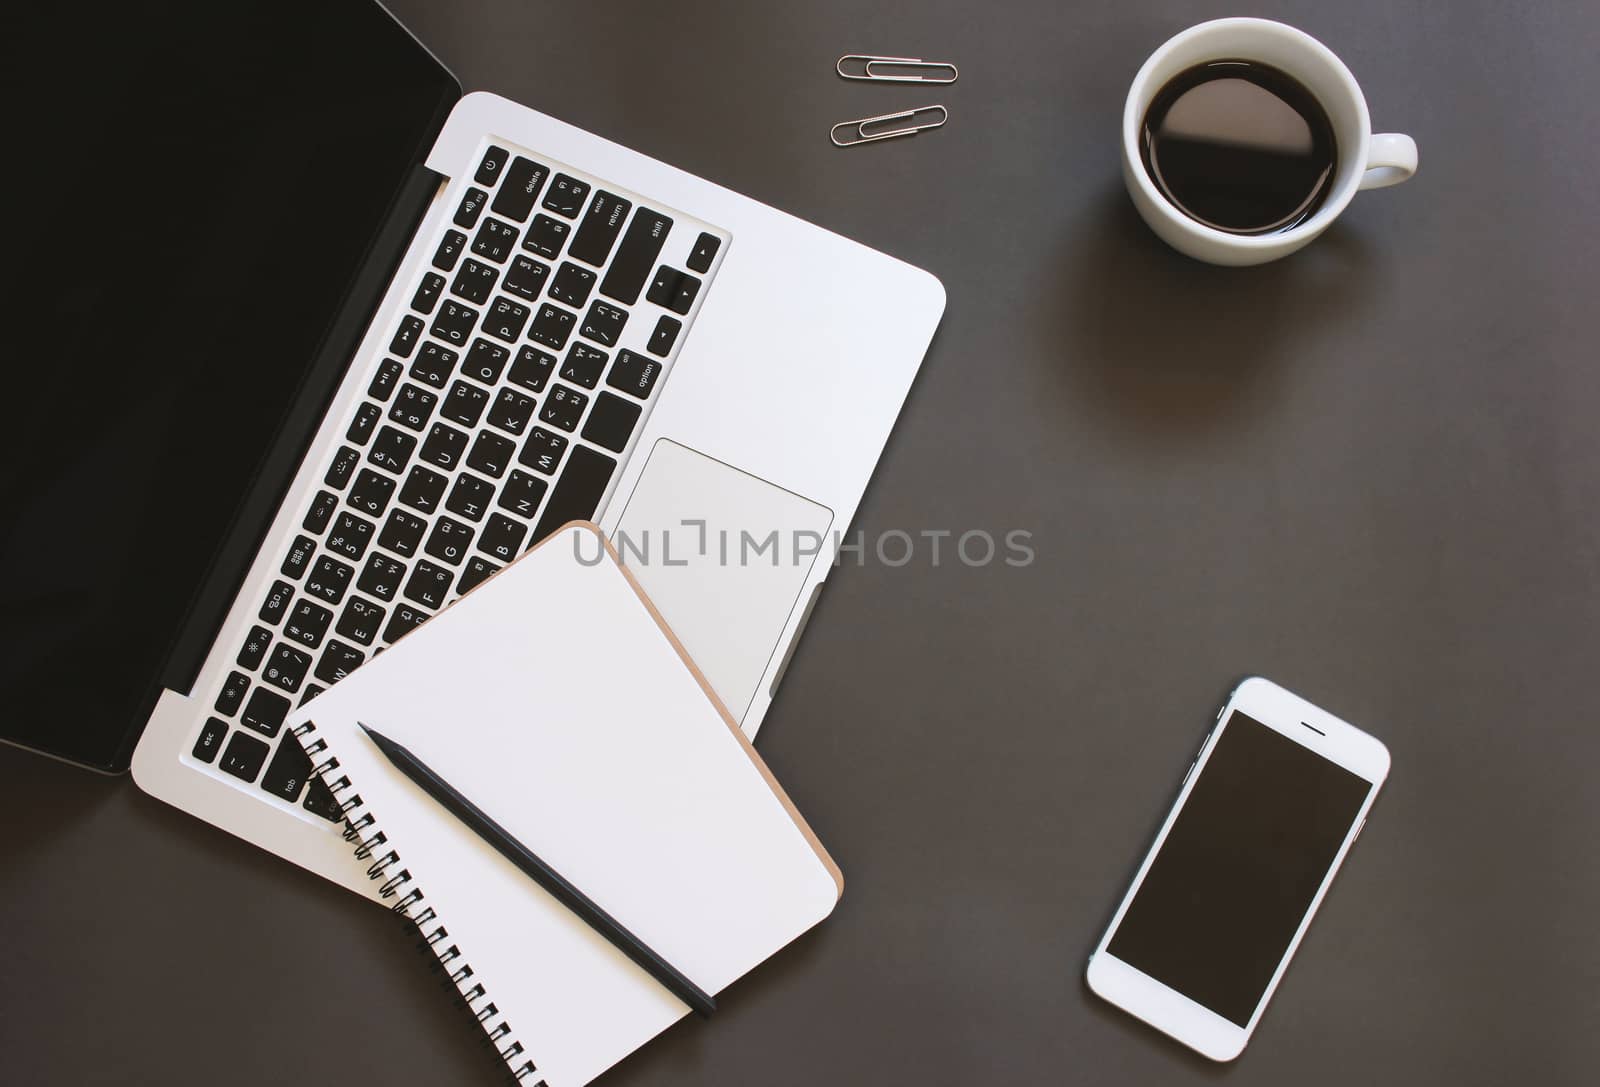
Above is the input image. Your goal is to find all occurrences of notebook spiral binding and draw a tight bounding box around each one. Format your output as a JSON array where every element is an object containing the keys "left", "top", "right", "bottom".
[{"left": 295, "top": 722, "right": 547, "bottom": 1086}]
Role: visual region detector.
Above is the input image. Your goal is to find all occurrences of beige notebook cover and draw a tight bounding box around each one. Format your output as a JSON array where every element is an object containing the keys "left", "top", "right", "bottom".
[{"left": 286, "top": 523, "right": 841, "bottom": 1087}]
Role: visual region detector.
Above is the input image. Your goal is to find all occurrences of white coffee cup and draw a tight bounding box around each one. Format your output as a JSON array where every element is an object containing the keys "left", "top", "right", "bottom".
[{"left": 1122, "top": 18, "right": 1417, "bottom": 266}]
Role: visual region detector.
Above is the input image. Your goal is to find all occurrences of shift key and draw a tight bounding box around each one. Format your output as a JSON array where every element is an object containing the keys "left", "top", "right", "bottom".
[{"left": 600, "top": 208, "right": 673, "bottom": 305}]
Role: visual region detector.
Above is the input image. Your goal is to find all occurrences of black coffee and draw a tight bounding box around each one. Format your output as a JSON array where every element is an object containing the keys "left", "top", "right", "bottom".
[{"left": 1140, "top": 60, "right": 1337, "bottom": 235}]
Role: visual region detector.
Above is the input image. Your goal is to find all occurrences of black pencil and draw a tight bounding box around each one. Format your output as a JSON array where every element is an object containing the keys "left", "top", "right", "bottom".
[{"left": 357, "top": 721, "right": 716, "bottom": 1018}]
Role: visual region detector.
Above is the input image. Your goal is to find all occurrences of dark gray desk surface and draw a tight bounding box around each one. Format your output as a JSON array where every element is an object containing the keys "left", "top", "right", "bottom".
[{"left": 5, "top": 1, "right": 1597, "bottom": 1083}]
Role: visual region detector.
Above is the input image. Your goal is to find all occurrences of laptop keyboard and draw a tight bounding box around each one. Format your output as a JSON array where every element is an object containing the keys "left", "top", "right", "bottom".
[{"left": 185, "top": 143, "right": 727, "bottom": 818}]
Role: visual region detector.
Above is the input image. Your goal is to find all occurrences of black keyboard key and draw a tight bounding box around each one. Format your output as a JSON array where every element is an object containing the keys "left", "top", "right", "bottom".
[
  {"left": 646, "top": 315, "right": 680, "bottom": 357},
  {"left": 569, "top": 190, "right": 632, "bottom": 266},
  {"left": 303, "top": 775, "right": 343, "bottom": 821},
  {"left": 193, "top": 718, "right": 227, "bottom": 763},
  {"left": 399, "top": 464, "right": 448, "bottom": 514},
  {"left": 430, "top": 299, "right": 478, "bottom": 347},
  {"left": 299, "top": 684, "right": 325, "bottom": 706},
  {"left": 475, "top": 145, "right": 510, "bottom": 187},
  {"left": 390, "top": 315, "right": 423, "bottom": 357},
  {"left": 549, "top": 261, "right": 597, "bottom": 308},
  {"left": 367, "top": 426, "right": 417, "bottom": 474},
  {"left": 533, "top": 446, "right": 617, "bottom": 543},
  {"left": 491, "top": 156, "right": 549, "bottom": 221},
  {"left": 241, "top": 687, "right": 291, "bottom": 738},
  {"left": 326, "top": 512, "right": 375, "bottom": 561},
  {"left": 441, "top": 380, "right": 490, "bottom": 427},
  {"left": 259, "top": 579, "right": 294, "bottom": 625},
  {"left": 509, "top": 345, "right": 555, "bottom": 393},
  {"left": 502, "top": 255, "right": 549, "bottom": 302},
  {"left": 409, "top": 342, "right": 458, "bottom": 388},
  {"left": 450, "top": 258, "right": 497, "bottom": 305},
  {"left": 454, "top": 185, "right": 489, "bottom": 229},
  {"left": 314, "top": 640, "right": 365, "bottom": 685},
  {"left": 378, "top": 509, "right": 427, "bottom": 559},
  {"left": 483, "top": 296, "right": 531, "bottom": 343},
  {"left": 220, "top": 731, "right": 270, "bottom": 781},
  {"left": 411, "top": 271, "right": 446, "bottom": 315},
  {"left": 368, "top": 358, "right": 403, "bottom": 402},
  {"left": 528, "top": 303, "right": 575, "bottom": 351},
  {"left": 305, "top": 555, "right": 353, "bottom": 604},
  {"left": 336, "top": 596, "right": 386, "bottom": 646},
  {"left": 383, "top": 603, "right": 429, "bottom": 644},
  {"left": 433, "top": 229, "right": 467, "bottom": 272},
  {"left": 445, "top": 473, "right": 495, "bottom": 522},
  {"left": 357, "top": 552, "right": 407, "bottom": 602},
  {"left": 518, "top": 428, "right": 567, "bottom": 475},
  {"left": 260, "top": 733, "right": 312, "bottom": 802},
  {"left": 304, "top": 489, "right": 339, "bottom": 533},
  {"left": 215, "top": 670, "right": 249, "bottom": 716},
  {"left": 686, "top": 231, "right": 721, "bottom": 274},
  {"left": 348, "top": 468, "right": 396, "bottom": 519},
  {"left": 607, "top": 349, "right": 662, "bottom": 400},
  {"left": 324, "top": 446, "right": 359, "bottom": 490},
  {"left": 262, "top": 643, "right": 311, "bottom": 693},
  {"left": 582, "top": 392, "right": 642, "bottom": 453},
  {"left": 560, "top": 343, "right": 608, "bottom": 389},
  {"left": 237, "top": 625, "right": 272, "bottom": 670},
  {"left": 404, "top": 560, "right": 454, "bottom": 609},
  {"left": 543, "top": 173, "right": 590, "bottom": 218},
  {"left": 580, "top": 300, "right": 627, "bottom": 347},
  {"left": 463, "top": 338, "right": 509, "bottom": 385},
  {"left": 281, "top": 534, "right": 316, "bottom": 580},
  {"left": 647, "top": 266, "right": 701, "bottom": 315},
  {"left": 477, "top": 512, "right": 528, "bottom": 562},
  {"left": 539, "top": 384, "right": 587, "bottom": 431},
  {"left": 346, "top": 402, "right": 381, "bottom": 446},
  {"left": 524, "top": 213, "right": 569, "bottom": 259},
  {"left": 425, "top": 516, "right": 475, "bottom": 565},
  {"left": 600, "top": 208, "right": 673, "bottom": 304},
  {"left": 388, "top": 383, "right": 437, "bottom": 431},
  {"left": 486, "top": 388, "right": 536, "bottom": 435},
  {"left": 498, "top": 469, "right": 549, "bottom": 518},
  {"left": 466, "top": 430, "right": 515, "bottom": 478},
  {"left": 471, "top": 217, "right": 518, "bottom": 263},
  {"left": 458, "top": 556, "right": 500, "bottom": 595},
  {"left": 420, "top": 422, "right": 470, "bottom": 470},
  {"left": 284, "top": 599, "right": 333, "bottom": 648}
]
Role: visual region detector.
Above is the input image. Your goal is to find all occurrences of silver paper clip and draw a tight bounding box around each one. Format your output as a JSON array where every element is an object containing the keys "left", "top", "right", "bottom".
[
  {"left": 830, "top": 105, "right": 949, "bottom": 147},
  {"left": 836, "top": 54, "right": 959, "bottom": 84}
]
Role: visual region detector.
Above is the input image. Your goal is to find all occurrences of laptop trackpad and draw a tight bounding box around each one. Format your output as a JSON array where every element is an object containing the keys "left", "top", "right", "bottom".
[{"left": 612, "top": 440, "right": 833, "bottom": 728}]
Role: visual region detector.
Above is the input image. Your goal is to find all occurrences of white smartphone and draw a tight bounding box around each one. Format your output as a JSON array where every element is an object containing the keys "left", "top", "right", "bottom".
[{"left": 1086, "top": 677, "right": 1390, "bottom": 1061}]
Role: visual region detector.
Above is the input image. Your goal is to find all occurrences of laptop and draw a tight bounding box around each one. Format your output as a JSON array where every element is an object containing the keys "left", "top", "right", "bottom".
[{"left": 1, "top": 0, "right": 942, "bottom": 898}]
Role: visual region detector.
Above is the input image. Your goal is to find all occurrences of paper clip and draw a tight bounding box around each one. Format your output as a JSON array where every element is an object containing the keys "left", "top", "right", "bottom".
[
  {"left": 829, "top": 105, "right": 948, "bottom": 147},
  {"left": 836, "top": 55, "right": 959, "bottom": 84}
]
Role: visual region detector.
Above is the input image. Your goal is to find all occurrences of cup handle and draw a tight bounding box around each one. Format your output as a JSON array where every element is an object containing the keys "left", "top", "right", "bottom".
[{"left": 1360, "top": 133, "right": 1418, "bottom": 190}]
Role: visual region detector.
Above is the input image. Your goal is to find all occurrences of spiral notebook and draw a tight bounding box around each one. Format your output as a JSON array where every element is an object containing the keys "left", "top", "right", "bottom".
[{"left": 286, "top": 523, "right": 841, "bottom": 1087}]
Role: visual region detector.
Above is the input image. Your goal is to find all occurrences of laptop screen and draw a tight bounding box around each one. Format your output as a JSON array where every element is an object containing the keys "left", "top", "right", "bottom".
[{"left": 2, "top": 1, "right": 458, "bottom": 769}]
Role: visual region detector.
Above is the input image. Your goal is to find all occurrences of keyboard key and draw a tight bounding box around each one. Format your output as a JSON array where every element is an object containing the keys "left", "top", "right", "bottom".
[
  {"left": 420, "top": 422, "right": 469, "bottom": 470},
  {"left": 560, "top": 343, "right": 608, "bottom": 389},
  {"left": 325, "top": 512, "right": 375, "bottom": 561},
  {"left": 528, "top": 304, "right": 575, "bottom": 351},
  {"left": 450, "top": 258, "right": 497, "bottom": 305},
  {"left": 346, "top": 402, "right": 382, "bottom": 446},
  {"left": 215, "top": 670, "right": 250, "bottom": 716},
  {"left": 647, "top": 266, "right": 701, "bottom": 315},
  {"left": 475, "top": 145, "right": 510, "bottom": 187},
  {"left": 600, "top": 208, "right": 673, "bottom": 304},
  {"left": 368, "top": 358, "right": 404, "bottom": 402},
  {"left": 445, "top": 473, "right": 495, "bottom": 522},
  {"left": 259, "top": 579, "right": 294, "bottom": 625},
  {"left": 324, "top": 446, "right": 359, "bottom": 490},
  {"left": 523, "top": 213, "right": 569, "bottom": 259},
  {"left": 582, "top": 392, "right": 642, "bottom": 453},
  {"left": 262, "top": 643, "right": 312, "bottom": 693},
  {"left": 367, "top": 426, "right": 417, "bottom": 473},
  {"left": 348, "top": 469, "right": 395, "bottom": 519},
  {"left": 463, "top": 338, "right": 509, "bottom": 385},
  {"left": 433, "top": 229, "right": 467, "bottom": 272},
  {"left": 283, "top": 599, "right": 333, "bottom": 648},
  {"left": 487, "top": 388, "right": 536, "bottom": 435},
  {"left": 388, "top": 383, "right": 437, "bottom": 431},
  {"left": 303, "top": 775, "right": 343, "bottom": 821},
  {"left": 260, "top": 734, "right": 312, "bottom": 802},
  {"left": 357, "top": 553, "right": 407, "bottom": 602},
  {"left": 518, "top": 427, "right": 567, "bottom": 475},
  {"left": 192, "top": 718, "right": 227, "bottom": 763},
  {"left": 539, "top": 384, "right": 587, "bottom": 431},
  {"left": 509, "top": 345, "right": 555, "bottom": 393},
  {"left": 281, "top": 534, "right": 316, "bottom": 579},
  {"left": 483, "top": 296, "right": 531, "bottom": 343},
  {"left": 471, "top": 217, "right": 519, "bottom": 263},
  {"left": 533, "top": 445, "right": 617, "bottom": 544},
  {"left": 459, "top": 556, "right": 501, "bottom": 595},
  {"left": 390, "top": 315, "right": 423, "bottom": 357},
  {"left": 502, "top": 256, "right": 549, "bottom": 302},
  {"left": 543, "top": 173, "right": 590, "bottom": 218},
  {"left": 411, "top": 271, "right": 446, "bottom": 315},
  {"left": 607, "top": 349, "right": 662, "bottom": 400},
  {"left": 549, "top": 261, "right": 597, "bottom": 308},
  {"left": 237, "top": 625, "right": 272, "bottom": 670},
  {"left": 569, "top": 190, "right": 632, "bottom": 266},
  {"left": 580, "top": 301, "right": 627, "bottom": 347},
  {"left": 336, "top": 596, "right": 386, "bottom": 646},
  {"left": 498, "top": 469, "right": 549, "bottom": 518},
  {"left": 466, "top": 430, "right": 515, "bottom": 478},
  {"left": 398, "top": 465, "right": 448, "bottom": 514},
  {"left": 477, "top": 513, "right": 528, "bottom": 562},
  {"left": 409, "top": 342, "right": 459, "bottom": 388},
  {"left": 403, "top": 560, "right": 454, "bottom": 609},
  {"left": 430, "top": 299, "right": 478, "bottom": 347},
  {"left": 220, "top": 731, "right": 270, "bottom": 781},
  {"left": 454, "top": 186, "right": 489, "bottom": 229},
  {"left": 299, "top": 684, "right": 325, "bottom": 706},
  {"left": 314, "top": 639, "right": 365, "bottom": 685},
  {"left": 425, "top": 517, "right": 475, "bottom": 565},
  {"left": 686, "top": 231, "right": 721, "bottom": 274},
  {"left": 304, "top": 490, "right": 339, "bottom": 533},
  {"left": 241, "top": 686, "right": 291, "bottom": 738},
  {"left": 383, "top": 603, "right": 429, "bottom": 644},
  {"left": 441, "top": 380, "right": 489, "bottom": 427},
  {"left": 491, "top": 156, "right": 549, "bottom": 222},
  {"left": 378, "top": 509, "right": 427, "bottom": 558},
  {"left": 305, "top": 555, "right": 353, "bottom": 604}
]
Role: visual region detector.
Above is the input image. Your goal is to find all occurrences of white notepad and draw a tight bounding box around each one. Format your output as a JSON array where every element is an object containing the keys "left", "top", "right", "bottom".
[{"left": 285, "top": 523, "right": 841, "bottom": 1087}]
